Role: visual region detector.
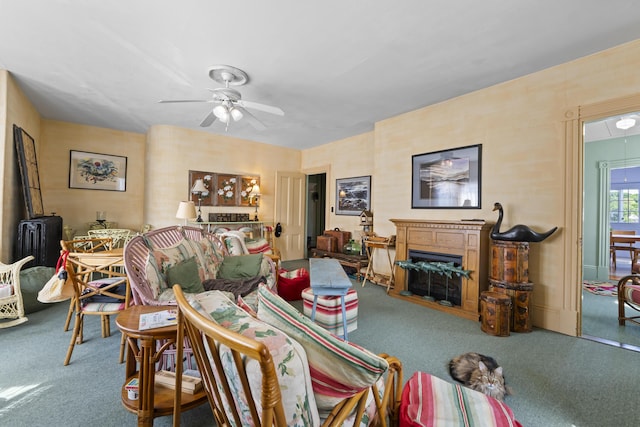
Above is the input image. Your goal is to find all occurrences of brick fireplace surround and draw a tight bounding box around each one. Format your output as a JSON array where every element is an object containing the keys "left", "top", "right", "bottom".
[{"left": 390, "top": 219, "right": 493, "bottom": 321}]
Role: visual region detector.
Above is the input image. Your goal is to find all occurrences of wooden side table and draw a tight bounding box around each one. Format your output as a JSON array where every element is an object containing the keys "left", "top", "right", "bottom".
[
  {"left": 116, "top": 305, "right": 207, "bottom": 426},
  {"left": 362, "top": 238, "right": 396, "bottom": 293}
]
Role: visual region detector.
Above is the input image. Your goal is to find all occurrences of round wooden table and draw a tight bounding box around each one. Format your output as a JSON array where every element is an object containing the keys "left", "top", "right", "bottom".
[{"left": 116, "top": 305, "right": 207, "bottom": 426}]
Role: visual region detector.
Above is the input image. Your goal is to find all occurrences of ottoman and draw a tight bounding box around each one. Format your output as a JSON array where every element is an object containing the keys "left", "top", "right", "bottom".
[
  {"left": 400, "top": 372, "right": 522, "bottom": 427},
  {"left": 302, "top": 287, "right": 358, "bottom": 337},
  {"left": 277, "top": 268, "right": 310, "bottom": 301}
]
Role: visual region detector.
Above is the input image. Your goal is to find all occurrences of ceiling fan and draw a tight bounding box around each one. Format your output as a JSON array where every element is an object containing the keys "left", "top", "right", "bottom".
[{"left": 159, "top": 65, "right": 284, "bottom": 131}]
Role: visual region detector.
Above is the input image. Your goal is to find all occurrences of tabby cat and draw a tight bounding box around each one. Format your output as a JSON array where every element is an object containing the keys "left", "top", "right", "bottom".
[{"left": 448, "top": 352, "right": 510, "bottom": 401}]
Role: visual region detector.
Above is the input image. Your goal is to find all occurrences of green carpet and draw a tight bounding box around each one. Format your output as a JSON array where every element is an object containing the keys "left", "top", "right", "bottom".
[{"left": 1, "top": 259, "right": 640, "bottom": 426}]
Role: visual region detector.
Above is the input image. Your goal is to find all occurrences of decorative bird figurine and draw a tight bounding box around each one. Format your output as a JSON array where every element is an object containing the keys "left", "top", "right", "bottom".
[{"left": 491, "top": 202, "right": 558, "bottom": 242}]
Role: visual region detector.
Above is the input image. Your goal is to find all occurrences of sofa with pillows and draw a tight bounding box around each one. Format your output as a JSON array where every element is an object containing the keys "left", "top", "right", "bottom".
[
  {"left": 123, "top": 226, "right": 277, "bottom": 307},
  {"left": 175, "top": 284, "right": 403, "bottom": 426}
]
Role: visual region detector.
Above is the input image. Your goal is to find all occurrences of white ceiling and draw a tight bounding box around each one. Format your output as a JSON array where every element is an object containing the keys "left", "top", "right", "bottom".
[{"left": 2, "top": 0, "right": 640, "bottom": 149}]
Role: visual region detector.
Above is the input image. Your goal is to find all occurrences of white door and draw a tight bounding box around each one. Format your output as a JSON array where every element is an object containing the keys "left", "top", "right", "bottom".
[{"left": 274, "top": 171, "right": 306, "bottom": 260}]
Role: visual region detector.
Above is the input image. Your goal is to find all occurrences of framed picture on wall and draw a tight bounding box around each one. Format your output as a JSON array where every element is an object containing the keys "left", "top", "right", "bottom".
[
  {"left": 14, "top": 125, "right": 45, "bottom": 218},
  {"left": 336, "top": 175, "right": 371, "bottom": 215},
  {"left": 239, "top": 176, "right": 260, "bottom": 206},
  {"left": 69, "top": 150, "right": 127, "bottom": 191},
  {"left": 216, "top": 174, "right": 238, "bottom": 206},
  {"left": 188, "top": 170, "right": 214, "bottom": 206},
  {"left": 411, "top": 144, "right": 482, "bottom": 209}
]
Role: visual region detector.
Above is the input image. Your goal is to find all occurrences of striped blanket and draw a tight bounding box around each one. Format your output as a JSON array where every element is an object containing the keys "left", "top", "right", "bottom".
[{"left": 400, "top": 372, "right": 522, "bottom": 427}]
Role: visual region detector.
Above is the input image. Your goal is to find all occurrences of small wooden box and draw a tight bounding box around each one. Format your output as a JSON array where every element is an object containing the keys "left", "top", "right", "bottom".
[
  {"left": 317, "top": 235, "right": 337, "bottom": 252},
  {"left": 480, "top": 291, "right": 511, "bottom": 337}
]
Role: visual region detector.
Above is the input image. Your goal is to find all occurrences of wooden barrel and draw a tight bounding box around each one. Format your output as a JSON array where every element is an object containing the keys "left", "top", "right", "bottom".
[
  {"left": 480, "top": 291, "right": 511, "bottom": 337},
  {"left": 490, "top": 280, "right": 533, "bottom": 333},
  {"left": 490, "top": 240, "right": 529, "bottom": 283}
]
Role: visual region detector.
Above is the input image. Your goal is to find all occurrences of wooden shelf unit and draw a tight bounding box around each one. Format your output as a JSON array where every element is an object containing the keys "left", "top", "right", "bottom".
[{"left": 390, "top": 219, "right": 493, "bottom": 321}]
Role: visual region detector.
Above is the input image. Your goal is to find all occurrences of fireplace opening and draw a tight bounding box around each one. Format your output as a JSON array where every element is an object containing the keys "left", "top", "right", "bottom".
[{"left": 407, "top": 250, "right": 464, "bottom": 306}]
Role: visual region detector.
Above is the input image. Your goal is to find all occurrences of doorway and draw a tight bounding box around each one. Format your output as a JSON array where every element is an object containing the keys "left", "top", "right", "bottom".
[
  {"left": 306, "top": 173, "right": 326, "bottom": 255},
  {"left": 582, "top": 112, "right": 640, "bottom": 350}
]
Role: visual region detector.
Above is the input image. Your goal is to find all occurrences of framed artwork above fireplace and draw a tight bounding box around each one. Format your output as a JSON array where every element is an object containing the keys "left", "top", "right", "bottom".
[{"left": 411, "top": 144, "right": 481, "bottom": 209}]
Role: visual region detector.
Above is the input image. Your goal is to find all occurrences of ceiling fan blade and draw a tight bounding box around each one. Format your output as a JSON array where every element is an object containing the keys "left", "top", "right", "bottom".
[
  {"left": 237, "top": 107, "right": 267, "bottom": 131},
  {"left": 158, "top": 99, "right": 213, "bottom": 103},
  {"left": 199, "top": 110, "right": 217, "bottom": 127},
  {"left": 237, "top": 100, "right": 284, "bottom": 116}
]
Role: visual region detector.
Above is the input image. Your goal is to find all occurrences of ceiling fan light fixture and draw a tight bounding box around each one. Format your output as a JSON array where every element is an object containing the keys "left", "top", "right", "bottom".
[
  {"left": 213, "top": 105, "right": 230, "bottom": 123},
  {"left": 616, "top": 117, "right": 636, "bottom": 130},
  {"left": 230, "top": 107, "right": 243, "bottom": 122}
]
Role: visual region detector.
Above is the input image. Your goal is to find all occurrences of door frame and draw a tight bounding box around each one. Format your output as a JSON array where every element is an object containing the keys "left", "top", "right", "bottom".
[{"left": 567, "top": 93, "right": 640, "bottom": 336}]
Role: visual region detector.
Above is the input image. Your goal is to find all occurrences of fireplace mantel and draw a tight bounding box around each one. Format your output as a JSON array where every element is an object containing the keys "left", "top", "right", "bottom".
[{"left": 390, "top": 219, "right": 494, "bottom": 321}]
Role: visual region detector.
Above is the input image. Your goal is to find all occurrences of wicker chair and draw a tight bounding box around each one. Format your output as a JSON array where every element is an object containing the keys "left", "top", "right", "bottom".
[
  {"left": 123, "top": 226, "right": 277, "bottom": 372},
  {"left": 0, "top": 255, "right": 35, "bottom": 328},
  {"left": 123, "top": 225, "right": 276, "bottom": 306},
  {"left": 618, "top": 274, "right": 640, "bottom": 326},
  {"left": 173, "top": 285, "right": 403, "bottom": 426},
  {"left": 87, "top": 228, "right": 132, "bottom": 248}
]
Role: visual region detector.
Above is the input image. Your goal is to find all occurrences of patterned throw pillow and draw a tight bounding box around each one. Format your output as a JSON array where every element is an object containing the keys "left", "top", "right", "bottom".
[
  {"left": 193, "top": 291, "right": 320, "bottom": 426},
  {"left": 236, "top": 295, "right": 258, "bottom": 317},
  {"left": 187, "top": 236, "right": 224, "bottom": 280},
  {"left": 245, "top": 237, "right": 273, "bottom": 255},
  {"left": 256, "top": 285, "right": 388, "bottom": 411}
]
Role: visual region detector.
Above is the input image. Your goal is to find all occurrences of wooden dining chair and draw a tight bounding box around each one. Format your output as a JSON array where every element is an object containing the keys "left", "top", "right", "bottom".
[
  {"left": 611, "top": 230, "right": 636, "bottom": 269},
  {"left": 61, "top": 238, "right": 130, "bottom": 365},
  {"left": 61, "top": 237, "right": 114, "bottom": 332}
]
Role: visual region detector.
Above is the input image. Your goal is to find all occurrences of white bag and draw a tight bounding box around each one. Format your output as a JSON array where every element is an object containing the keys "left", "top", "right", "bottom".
[{"left": 37, "top": 251, "right": 74, "bottom": 303}]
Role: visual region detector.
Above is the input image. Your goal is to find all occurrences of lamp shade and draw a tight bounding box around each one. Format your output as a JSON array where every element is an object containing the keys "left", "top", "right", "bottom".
[
  {"left": 176, "top": 201, "right": 197, "bottom": 219},
  {"left": 191, "top": 179, "right": 208, "bottom": 194},
  {"left": 249, "top": 184, "right": 261, "bottom": 196}
]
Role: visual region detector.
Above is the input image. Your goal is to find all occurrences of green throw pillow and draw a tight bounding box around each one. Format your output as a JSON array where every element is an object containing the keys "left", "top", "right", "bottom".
[
  {"left": 218, "top": 254, "right": 263, "bottom": 280},
  {"left": 165, "top": 257, "right": 204, "bottom": 294}
]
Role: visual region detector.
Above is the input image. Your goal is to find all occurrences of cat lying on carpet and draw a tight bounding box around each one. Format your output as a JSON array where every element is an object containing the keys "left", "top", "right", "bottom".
[{"left": 448, "top": 352, "right": 512, "bottom": 401}]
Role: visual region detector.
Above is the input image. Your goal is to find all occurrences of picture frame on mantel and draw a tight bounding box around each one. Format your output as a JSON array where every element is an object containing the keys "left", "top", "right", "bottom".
[
  {"left": 336, "top": 175, "right": 371, "bottom": 215},
  {"left": 411, "top": 144, "right": 482, "bottom": 209}
]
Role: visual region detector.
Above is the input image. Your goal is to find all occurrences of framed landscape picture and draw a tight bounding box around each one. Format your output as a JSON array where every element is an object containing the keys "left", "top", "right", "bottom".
[
  {"left": 336, "top": 175, "right": 371, "bottom": 215},
  {"left": 69, "top": 150, "right": 127, "bottom": 191},
  {"left": 411, "top": 144, "right": 481, "bottom": 209}
]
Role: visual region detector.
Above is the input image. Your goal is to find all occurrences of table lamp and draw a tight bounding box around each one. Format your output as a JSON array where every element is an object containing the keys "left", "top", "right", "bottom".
[
  {"left": 249, "top": 183, "right": 261, "bottom": 221},
  {"left": 191, "top": 179, "right": 209, "bottom": 222},
  {"left": 176, "top": 201, "right": 197, "bottom": 225}
]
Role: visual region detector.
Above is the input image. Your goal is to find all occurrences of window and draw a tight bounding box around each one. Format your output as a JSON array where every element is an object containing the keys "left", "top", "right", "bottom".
[{"left": 610, "top": 188, "right": 639, "bottom": 223}]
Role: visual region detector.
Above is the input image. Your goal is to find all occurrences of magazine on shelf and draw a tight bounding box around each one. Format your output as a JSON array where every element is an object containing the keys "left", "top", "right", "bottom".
[{"left": 138, "top": 309, "right": 177, "bottom": 330}]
